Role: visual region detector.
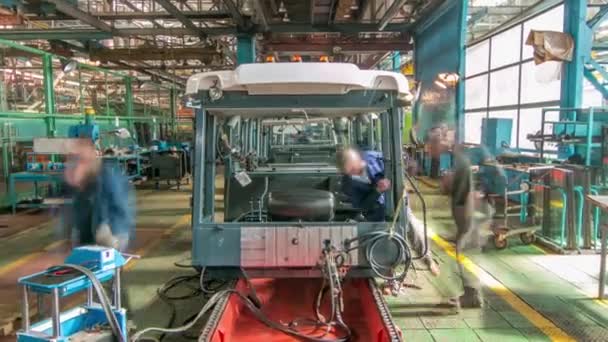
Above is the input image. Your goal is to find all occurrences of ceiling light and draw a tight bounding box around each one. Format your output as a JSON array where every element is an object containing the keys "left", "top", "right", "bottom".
[
  {"left": 61, "top": 59, "right": 78, "bottom": 74},
  {"left": 278, "top": 1, "right": 287, "bottom": 13},
  {"left": 241, "top": 0, "right": 254, "bottom": 16},
  {"left": 282, "top": 13, "right": 290, "bottom": 22},
  {"left": 343, "top": 13, "right": 351, "bottom": 18},
  {"left": 434, "top": 80, "right": 447, "bottom": 89},
  {"left": 350, "top": 0, "right": 359, "bottom": 10}
]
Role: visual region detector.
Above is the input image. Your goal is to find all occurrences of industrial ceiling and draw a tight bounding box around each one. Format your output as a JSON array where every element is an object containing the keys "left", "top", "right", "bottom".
[{"left": 0, "top": 0, "right": 547, "bottom": 86}]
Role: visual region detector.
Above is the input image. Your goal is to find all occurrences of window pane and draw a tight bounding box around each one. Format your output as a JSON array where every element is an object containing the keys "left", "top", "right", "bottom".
[
  {"left": 583, "top": 79, "right": 604, "bottom": 108},
  {"left": 466, "top": 41, "right": 490, "bottom": 77},
  {"left": 488, "top": 110, "right": 518, "bottom": 148},
  {"left": 465, "top": 74, "right": 488, "bottom": 110},
  {"left": 464, "top": 112, "right": 486, "bottom": 144},
  {"left": 520, "top": 61, "right": 561, "bottom": 104},
  {"left": 489, "top": 66, "right": 519, "bottom": 107},
  {"left": 491, "top": 25, "right": 522, "bottom": 69},
  {"left": 523, "top": 5, "right": 564, "bottom": 59},
  {"left": 518, "top": 107, "right": 559, "bottom": 150}
]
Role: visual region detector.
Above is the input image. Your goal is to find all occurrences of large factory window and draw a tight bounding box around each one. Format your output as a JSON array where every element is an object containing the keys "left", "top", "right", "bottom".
[
  {"left": 520, "top": 61, "right": 561, "bottom": 104},
  {"left": 464, "top": 111, "right": 486, "bottom": 144},
  {"left": 463, "top": 3, "right": 564, "bottom": 151},
  {"left": 465, "top": 74, "right": 488, "bottom": 110},
  {"left": 489, "top": 66, "right": 519, "bottom": 107},
  {"left": 490, "top": 25, "right": 522, "bottom": 69},
  {"left": 466, "top": 41, "right": 490, "bottom": 77}
]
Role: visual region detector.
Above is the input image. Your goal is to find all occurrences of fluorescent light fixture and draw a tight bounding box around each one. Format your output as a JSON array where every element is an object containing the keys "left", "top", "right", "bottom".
[{"left": 434, "top": 80, "right": 447, "bottom": 89}]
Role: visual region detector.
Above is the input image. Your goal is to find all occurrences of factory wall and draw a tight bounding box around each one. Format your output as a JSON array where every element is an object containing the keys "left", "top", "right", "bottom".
[
  {"left": 463, "top": 3, "right": 605, "bottom": 152},
  {"left": 413, "top": 0, "right": 467, "bottom": 140}
]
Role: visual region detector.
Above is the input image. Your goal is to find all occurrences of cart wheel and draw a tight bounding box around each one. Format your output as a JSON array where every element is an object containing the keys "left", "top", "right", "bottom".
[
  {"left": 494, "top": 234, "right": 508, "bottom": 250},
  {"left": 520, "top": 232, "right": 536, "bottom": 245}
]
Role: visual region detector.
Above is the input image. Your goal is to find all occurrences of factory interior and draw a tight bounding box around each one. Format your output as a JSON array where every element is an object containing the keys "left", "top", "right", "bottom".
[{"left": 5, "top": 0, "right": 608, "bottom": 341}]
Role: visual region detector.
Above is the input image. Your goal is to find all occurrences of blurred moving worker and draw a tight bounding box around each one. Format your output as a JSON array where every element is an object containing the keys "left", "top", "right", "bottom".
[
  {"left": 339, "top": 147, "right": 439, "bottom": 276},
  {"left": 64, "top": 139, "right": 135, "bottom": 251},
  {"left": 450, "top": 143, "right": 483, "bottom": 308}
]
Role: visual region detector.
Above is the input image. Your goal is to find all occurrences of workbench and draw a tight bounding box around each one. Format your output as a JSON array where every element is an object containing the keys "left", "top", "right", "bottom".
[
  {"left": 585, "top": 195, "right": 608, "bottom": 298},
  {"left": 8, "top": 171, "right": 67, "bottom": 214}
]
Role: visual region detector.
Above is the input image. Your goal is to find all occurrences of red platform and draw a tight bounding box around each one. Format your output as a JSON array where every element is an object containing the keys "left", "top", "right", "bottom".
[{"left": 208, "top": 278, "right": 400, "bottom": 342}]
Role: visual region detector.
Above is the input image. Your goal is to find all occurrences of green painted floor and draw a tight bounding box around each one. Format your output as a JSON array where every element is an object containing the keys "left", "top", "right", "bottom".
[{"left": 2, "top": 179, "right": 608, "bottom": 341}]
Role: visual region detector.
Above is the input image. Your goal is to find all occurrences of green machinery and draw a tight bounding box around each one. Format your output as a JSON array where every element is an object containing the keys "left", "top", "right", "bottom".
[{"left": 0, "top": 38, "right": 178, "bottom": 208}]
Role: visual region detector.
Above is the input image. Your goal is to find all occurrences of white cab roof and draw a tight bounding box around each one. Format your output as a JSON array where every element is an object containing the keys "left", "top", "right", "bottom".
[{"left": 186, "top": 63, "right": 411, "bottom": 97}]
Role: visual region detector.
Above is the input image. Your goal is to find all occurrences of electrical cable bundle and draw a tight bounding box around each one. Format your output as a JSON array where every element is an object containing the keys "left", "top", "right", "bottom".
[{"left": 131, "top": 265, "right": 352, "bottom": 342}]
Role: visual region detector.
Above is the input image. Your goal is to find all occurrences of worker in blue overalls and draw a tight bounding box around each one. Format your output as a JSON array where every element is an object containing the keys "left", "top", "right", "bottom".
[
  {"left": 339, "top": 147, "right": 439, "bottom": 276},
  {"left": 64, "top": 139, "right": 135, "bottom": 251}
]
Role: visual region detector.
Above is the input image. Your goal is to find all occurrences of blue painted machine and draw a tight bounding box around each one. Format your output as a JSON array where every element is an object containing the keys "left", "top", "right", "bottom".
[
  {"left": 482, "top": 118, "right": 513, "bottom": 156},
  {"left": 17, "top": 246, "right": 136, "bottom": 342},
  {"left": 68, "top": 110, "right": 100, "bottom": 143}
]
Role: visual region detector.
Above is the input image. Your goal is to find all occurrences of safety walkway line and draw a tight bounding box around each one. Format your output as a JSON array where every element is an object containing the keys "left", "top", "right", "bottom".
[{"left": 429, "top": 231, "right": 576, "bottom": 342}]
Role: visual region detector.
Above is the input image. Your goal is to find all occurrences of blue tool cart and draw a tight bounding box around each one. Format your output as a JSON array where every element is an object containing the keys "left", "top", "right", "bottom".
[{"left": 17, "top": 246, "right": 137, "bottom": 342}]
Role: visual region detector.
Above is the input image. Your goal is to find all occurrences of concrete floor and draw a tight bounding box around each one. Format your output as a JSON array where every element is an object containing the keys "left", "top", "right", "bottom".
[{"left": 1, "top": 177, "right": 608, "bottom": 341}]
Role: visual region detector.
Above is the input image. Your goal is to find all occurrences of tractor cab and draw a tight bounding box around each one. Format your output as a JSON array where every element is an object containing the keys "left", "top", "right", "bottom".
[{"left": 185, "top": 62, "right": 416, "bottom": 342}]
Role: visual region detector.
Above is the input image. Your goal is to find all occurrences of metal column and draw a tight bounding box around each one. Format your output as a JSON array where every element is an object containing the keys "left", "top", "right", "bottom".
[
  {"left": 381, "top": 111, "right": 394, "bottom": 216},
  {"left": 170, "top": 86, "right": 177, "bottom": 138},
  {"left": 389, "top": 107, "right": 406, "bottom": 225},
  {"left": 124, "top": 77, "right": 134, "bottom": 117},
  {"left": 21, "top": 286, "right": 29, "bottom": 332},
  {"left": 561, "top": 0, "right": 588, "bottom": 110},
  {"left": 237, "top": 34, "right": 256, "bottom": 65},
  {"left": 51, "top": 288, "right": 61, "bottom": 338},
  {"left": 43, "top": 54, "right": 56, "bottom": 137},
  {"left": 203, "top": 114, "right": 217, "bottom": 220},
  {"left": 192, "top": 107, "right": 206, "bottom": 230}
]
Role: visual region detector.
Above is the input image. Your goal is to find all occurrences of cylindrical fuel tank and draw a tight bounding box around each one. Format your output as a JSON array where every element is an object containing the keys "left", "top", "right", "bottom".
[{"left": 268, "top": 189, "right": 335, "bottom": 221}]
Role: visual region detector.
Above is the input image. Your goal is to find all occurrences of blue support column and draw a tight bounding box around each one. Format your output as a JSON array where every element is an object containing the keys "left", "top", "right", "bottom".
[
  {"left": 237, "top": 34, "right": 256, "bottom": 65},
  {"left": 392, "top": 52, "right": 400, "bottom": 72},
  {"left": 560, "top": 0, "right": 590, "bottom": 159},
  {"left": 456, "top": 0, "right": 468, "bottom": 143},
  {"left": 561, "top": 0, "right": 589, "bottom": 110}
]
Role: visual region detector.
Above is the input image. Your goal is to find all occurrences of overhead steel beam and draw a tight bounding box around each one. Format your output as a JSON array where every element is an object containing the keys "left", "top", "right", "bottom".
[
  {"left": 378, "top": 0, "right": 408, "bottom": 31},
  {"left": 262, "top": 39, "right": 412, "bottom": 53},
  {"left": 46, "top": 0, "right": 114, "bottom": 32},
  {"left": 103, "top": 64, "right": 223, "bottom": 70},
  {"left": 26, "top": 11, "right": 232, "bottom": 21},
  {"left": 0, "top": 22, "right": 411, "bottom": 41},
  {"left": 222, "top": 0, "right": 246, "bottom": 28},
  {"left": 0, "top": 29, "right": 113, "bottom": 40},
  {"left": 90, "top": 47, "right": 221, "bottom": 62},
  {"left": 262, "top": 22, "right": 411, "bottom": 32},
  {"left": 153, "top": 0, "right": 206, "bottom": 37}
]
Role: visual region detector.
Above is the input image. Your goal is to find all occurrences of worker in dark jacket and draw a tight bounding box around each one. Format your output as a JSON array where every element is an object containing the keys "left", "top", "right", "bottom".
[
  {"left": 339, "top": 147, "right": 439, "bottom": 276},
  {"left": 450, "top": 143, "right": 483, "bottom": 308},
  {"left": 64, "top": 139, "right": 135, "bottom": 251}
]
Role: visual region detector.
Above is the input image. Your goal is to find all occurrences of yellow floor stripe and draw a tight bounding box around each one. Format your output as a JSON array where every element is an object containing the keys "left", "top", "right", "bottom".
[
  {"left": 430, "top": 232, "right": 575, "bottom": 342},
  {"left": 0, "top": 252, "right": 45, "bottom": 277}
]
